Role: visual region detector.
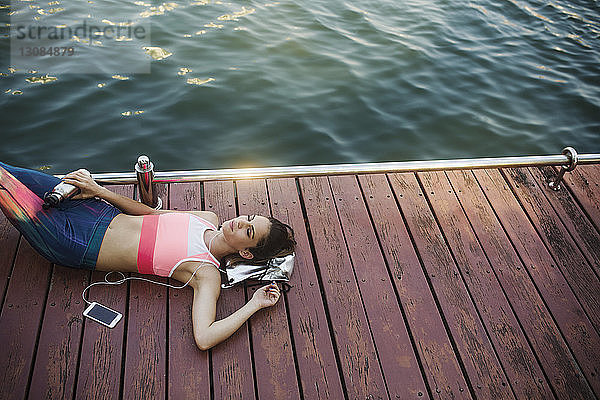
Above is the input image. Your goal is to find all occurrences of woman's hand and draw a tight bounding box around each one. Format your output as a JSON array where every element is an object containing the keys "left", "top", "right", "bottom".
[
  {"left": 62, "top": 169, "right": 104, "bottom": 199},
  {"left": 250, "top": 282, "right": 281, "bottom": 309}
]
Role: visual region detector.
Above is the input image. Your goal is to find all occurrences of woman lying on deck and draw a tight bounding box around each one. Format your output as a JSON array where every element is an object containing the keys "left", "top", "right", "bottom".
[{"left": 0, "top": 162, "right": 295, "bottom": 350}]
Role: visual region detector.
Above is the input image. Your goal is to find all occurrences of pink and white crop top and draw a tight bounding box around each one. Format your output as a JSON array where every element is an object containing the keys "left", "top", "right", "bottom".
[{"left": 137, "top": 213, "right": 221, "bottom": 277}]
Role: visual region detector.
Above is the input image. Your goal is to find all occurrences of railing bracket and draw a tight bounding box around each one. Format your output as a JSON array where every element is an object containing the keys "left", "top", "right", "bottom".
[{"left": 547, "top": 147, "right": 578, "bottom": 191}]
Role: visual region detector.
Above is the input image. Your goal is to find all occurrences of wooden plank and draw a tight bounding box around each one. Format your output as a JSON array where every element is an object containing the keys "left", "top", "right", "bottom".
[
  {"left": 562, "top": 165, "right": 600, "bottom": 231},
  {"left": 299, "top": 176, "right": 387, "bottom": 399},
  {"left": 329, "top": 175, "right": 428, "bottom": 398},
  {"left": 474, "top": 168, "right": 600, "bottom": 397},
  {"left": 418, "top": 171, "right": 553, "bottom": 399},
  {"left": 503, "top": 167, "right": 600, "bottom": 333},
  {"left": 236, "top": 179, "right": 300, "bottom": 400},
  {"left": 0, "top": 213, "right": 19, "bottom": 304},
  {"left": 75, "top": 270, "right": 127, "bottom": 400},
  {"left": 388, "top": 172, "right": 513, "bottom": 400},
  {"left": 122, "top": 183, "right": 169, "bottom": 400},
  {"left": 75, "top": 185, "right": 132, "bottom": 400},
  {"left": 0, "top": 239, "right": 52, "bottom": 400},
  {"left": 267, "top": 178, "right": 345, "bottom": 400},
  {"left": 167, "top": 182, "right": 210, "bottom": 399},
  {"left": 533, "top": 166, "right": 600, "bottom": 276},
  {"left": 359, "top": 173, "right": 471, "bottom": 399},
  {"left": 204, "top": 180, "right": 255, "bottom": 400},
  {"left": 450, "top": 169, "right": 595, "bottom": 399},
  {"left": 28, "top": 265, "right": 89, "bottom": 400},
  {"left": 122, "top": 277, "right": 168, "bottom": 399}
]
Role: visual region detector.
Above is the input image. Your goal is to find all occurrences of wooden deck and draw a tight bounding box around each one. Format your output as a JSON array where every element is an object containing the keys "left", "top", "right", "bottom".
[{"left": 1, "top": 165, "right": 599, "bottom": 400}]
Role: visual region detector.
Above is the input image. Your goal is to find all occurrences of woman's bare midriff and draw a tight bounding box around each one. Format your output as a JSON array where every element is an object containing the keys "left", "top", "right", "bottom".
[
  {"left": 95, "top": 213, "right": 143, "bottom": 272},
  {"left": 94, "top": 213, "right": 212, "bottom": 283}
]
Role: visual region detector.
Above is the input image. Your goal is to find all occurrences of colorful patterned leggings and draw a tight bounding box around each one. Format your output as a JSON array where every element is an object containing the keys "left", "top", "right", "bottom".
[{"left": 0, "top": 162, "right": 121, "bottom": 269}]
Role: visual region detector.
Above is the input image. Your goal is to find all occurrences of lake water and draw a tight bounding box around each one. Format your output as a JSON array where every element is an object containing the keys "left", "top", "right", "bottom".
[{"left": 1, "top": 0, "right": 599, "bottom": 174}]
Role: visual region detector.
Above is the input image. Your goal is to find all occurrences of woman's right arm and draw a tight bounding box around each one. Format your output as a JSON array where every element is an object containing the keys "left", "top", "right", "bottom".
[
  {"left": 95, "top": 186, "right": 157, "bottom": 215},
  {"left": 63, "top": 169, "right": 219, "bottom": 220},
  {"left": 63, "top": 169, "right": 159, "bottom": 215}
]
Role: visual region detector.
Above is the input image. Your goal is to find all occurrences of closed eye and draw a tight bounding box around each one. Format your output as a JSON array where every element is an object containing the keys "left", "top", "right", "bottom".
[{"left": 247, "top": 215, "right": 255, "bottom": 239}]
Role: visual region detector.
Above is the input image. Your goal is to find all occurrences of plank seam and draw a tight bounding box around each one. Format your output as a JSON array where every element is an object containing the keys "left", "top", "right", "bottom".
[
  {"left": 326, "top": 175, "right": 391, "bottom": 400},
  {"left": 118, "top": 277, "right": 131, "bottom": 400},
  {"left": 24, "top": 261, "right": 54, "bottom": 400},
  {"left": 473, "top": 169, "right": 592, "bottom": 396},
  {"left": 70, "top": 270, "right": 93, "bottom": 400},
  {"left": 166, "top": 291, "right": 170, "bottom": 400},
  {"left": 267, "top": 179, "right": 305, "bottom": 400},
  {"left": 295, "top": 177, "right": 350, "bottom": 400},
  {"left": 233, "top": 181, "right": 260, "bottom": 400},
  {"left": 208, "top": 348, "right": 214, "bottom": 400},
  {"left": 387, "top": 172, "right": 476, "bottom": 399},
  {"left": 200, "top": 182, "right": 206, "bottom": 214},
  {"left": 165, "top": 184, "right": 170, "bottom": 400},
  {"left": 0, "top": 235, "right": 20, "bottom": 313},
  {"left": 356, "top": 174, "right": 432, "bottom": 399},
  {"left": 159, "top": 184, "right": 170, "bottom": 398},
  {"left": 282, "top": 285, "right": 305, "bottom": 400},
  {"left": 246, "top": 289, "right": 259, "bottom": 400},
  {"left": 120, "top": 181, "right": 137, "bottom": 400},
  {"left": 202, "top": 182, "right": 216, "bottom": 400}
]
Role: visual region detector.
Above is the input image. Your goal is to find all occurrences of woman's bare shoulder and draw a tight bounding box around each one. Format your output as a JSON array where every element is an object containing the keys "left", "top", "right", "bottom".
[
  {"left": 172, "top": 261, "right": 221, "bottom": 289},
  {"left": 190, "top": 263, "right": 222, "bottom": 291},
  {"left": 193, "top": 211, "right": 218, "bottom": 226}
]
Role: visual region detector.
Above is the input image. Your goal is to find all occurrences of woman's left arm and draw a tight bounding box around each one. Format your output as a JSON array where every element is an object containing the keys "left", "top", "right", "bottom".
[{"left": 191, "top": 266, "right": 281, "bottom": 350}]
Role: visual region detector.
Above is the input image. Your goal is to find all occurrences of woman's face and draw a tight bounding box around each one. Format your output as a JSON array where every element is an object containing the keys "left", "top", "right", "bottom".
[{"left": 222, "top": 215, "right": 271, "bottom": 255}]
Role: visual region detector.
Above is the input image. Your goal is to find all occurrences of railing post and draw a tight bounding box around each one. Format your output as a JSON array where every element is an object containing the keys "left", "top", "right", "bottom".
[{"left": 135, "top": 155, "right": 162, "bottom": 209}]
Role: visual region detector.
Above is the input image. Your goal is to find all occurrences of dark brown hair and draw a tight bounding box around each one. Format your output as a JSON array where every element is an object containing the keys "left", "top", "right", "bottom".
[{"left": 225, "top": 217, "right": 296, "bottom": 267}]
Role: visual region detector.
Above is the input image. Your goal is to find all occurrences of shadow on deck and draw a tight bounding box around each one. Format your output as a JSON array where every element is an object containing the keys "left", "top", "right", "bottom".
[{"left": 1, "top": 165, "right": 599, "bottom": 400}]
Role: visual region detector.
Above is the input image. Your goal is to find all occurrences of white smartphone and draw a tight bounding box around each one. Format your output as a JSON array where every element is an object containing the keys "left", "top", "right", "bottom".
[{"left": 83, "top": 302, "right": 122, "bottom": 328}]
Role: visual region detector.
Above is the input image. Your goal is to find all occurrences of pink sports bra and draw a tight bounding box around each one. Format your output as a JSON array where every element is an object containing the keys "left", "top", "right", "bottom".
[{"left": 137, "top": 213, "right": 220, "bottom": 277}]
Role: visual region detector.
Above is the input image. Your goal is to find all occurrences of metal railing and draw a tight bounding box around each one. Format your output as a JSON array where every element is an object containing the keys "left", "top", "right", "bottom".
[{"left": 88, "top": 149, "right": 599, "bottom": 184}]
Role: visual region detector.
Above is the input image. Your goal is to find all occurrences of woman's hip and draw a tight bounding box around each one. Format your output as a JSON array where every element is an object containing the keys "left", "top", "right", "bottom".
[{"left": 0, "top": 161, "right": 122, "bottom": 269}]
